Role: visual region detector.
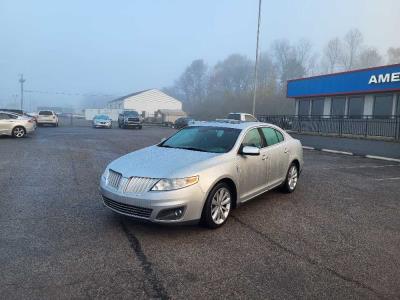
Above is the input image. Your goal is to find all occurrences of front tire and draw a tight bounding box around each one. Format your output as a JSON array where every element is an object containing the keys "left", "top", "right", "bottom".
[
  {"left": 281, "top": 163, "right": 299, "bottom": 193},
  {"left": 12, "top": 126, "right": 25, "bottom": 138},
  {"left": 201, "top": 183, "right": 232, "bottom": 229}
]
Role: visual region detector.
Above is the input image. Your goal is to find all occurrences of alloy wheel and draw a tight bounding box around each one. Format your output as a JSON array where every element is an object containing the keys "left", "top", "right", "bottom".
[
  {"left": 211, "top": 187, "right": 231, "bottom": 225},
  {"left": 288, "top": 165, "right": 298, "bottom": 190},
  {"left": 13, "top": 127, "right": 25, "bottom": 138}
]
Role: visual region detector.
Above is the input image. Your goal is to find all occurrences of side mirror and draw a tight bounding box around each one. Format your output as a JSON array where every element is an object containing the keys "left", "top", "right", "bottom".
[{"left": 241, "top": 146, "right": 260, "bottom": 156}]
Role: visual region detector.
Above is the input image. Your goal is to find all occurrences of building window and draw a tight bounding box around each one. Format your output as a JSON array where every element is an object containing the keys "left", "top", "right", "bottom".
[
  {"left": 397, "top": 94, "right": 400, "bottom": 115},
  {"left": 373, "top": 94, "right": 393, "bottom": 118},
  {"left": 348, "top": 96, "right": 364, "bottom": 118},
  {"left": 331, "top": 97, "right": 346, "bottom": 117},
  {"left": 298, "top": 99, "right": 310, "bottom": 116},
  {"left": 311, "top": 98, "right": 324, "bottom": 116}
]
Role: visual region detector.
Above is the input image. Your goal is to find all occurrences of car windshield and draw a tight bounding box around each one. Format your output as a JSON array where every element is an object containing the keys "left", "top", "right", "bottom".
[
  {"left": 124, "top": 111, "right": 139, "bottom": 117},
  {"left": 160, "top": 126, "right": 241, "bottom": 153},
  {"left": 95, "top": 115, "right": 109, "bottom": 120},
  {"left": 227, "top": 113, "right": 240, "bottom": 120}
]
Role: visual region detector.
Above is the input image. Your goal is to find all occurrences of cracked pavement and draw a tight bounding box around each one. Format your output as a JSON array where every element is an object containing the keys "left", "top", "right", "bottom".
[{"left": 1, "top": 125, "right": 400, "bottom": 299}]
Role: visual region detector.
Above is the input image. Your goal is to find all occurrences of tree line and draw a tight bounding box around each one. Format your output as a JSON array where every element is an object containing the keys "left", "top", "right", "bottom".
[{"left": 163, "top": 29, "right": 400, "bottom": 119}]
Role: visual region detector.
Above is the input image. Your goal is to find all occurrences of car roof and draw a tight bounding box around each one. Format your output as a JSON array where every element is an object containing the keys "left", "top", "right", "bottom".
[
  {"left": 0, "top": 111, "right": 20, "bottom": 116},
  {"left": 190, "top": 120, "right": 276, "bottom": 130}
]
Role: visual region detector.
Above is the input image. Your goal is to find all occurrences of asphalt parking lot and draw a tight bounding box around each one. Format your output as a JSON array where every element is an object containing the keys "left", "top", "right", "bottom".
[{"left": 1, "top": 125, "right": 400, "bottom": 299}]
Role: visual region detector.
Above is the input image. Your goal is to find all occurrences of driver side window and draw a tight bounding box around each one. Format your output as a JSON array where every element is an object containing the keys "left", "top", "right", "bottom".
[{"left": 242, "top": 128, "right": 263, "bottom": 148}]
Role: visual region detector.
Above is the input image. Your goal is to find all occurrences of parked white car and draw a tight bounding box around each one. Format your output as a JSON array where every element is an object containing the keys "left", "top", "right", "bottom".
[
  {"left": 0, "top": 111, "right": 36, "bottom": 138},
  {"left": 37, "top": 110, "right": 59, "bottom": 127}
]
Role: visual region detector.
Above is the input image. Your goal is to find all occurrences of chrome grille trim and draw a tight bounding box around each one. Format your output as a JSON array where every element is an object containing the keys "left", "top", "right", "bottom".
[
  {"left": 103, "top": 197, "right": 152, "bottom": 218},
  {"left": 107, "top": 169, "right": 122, "bottom": 189},
  {"left": 125, "top": 177, "right": 159, "bottom": 193}
]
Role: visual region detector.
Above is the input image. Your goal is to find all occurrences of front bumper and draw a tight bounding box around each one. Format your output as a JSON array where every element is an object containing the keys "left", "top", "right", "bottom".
[
  {"left": 93, "top": 123, "right": 111, "bottom": 128},
  {"left": 99, "top": 178, "right": 205, "bottom": 223}
]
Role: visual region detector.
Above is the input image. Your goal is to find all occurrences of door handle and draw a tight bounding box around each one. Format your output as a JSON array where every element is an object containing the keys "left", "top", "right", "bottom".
[
  {"left": 262, "top": 155, "right": 267, "bottom": 160},
  {"left": 284, "top": 148, "right": 288, "bottom": 154}
]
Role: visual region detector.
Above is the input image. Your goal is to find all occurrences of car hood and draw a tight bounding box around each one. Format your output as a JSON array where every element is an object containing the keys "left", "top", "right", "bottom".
[{"left": 107, "top": 145, "right": 220, "bottom": 178}]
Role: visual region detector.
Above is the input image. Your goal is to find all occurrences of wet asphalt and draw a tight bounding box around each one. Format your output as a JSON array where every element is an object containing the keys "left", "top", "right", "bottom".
[{"left": 1, "top": 125, "right": 400, "bottom": 299}]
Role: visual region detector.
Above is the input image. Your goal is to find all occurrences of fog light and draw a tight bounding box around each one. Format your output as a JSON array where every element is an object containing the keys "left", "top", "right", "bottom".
[{"left": 156, "top": 207, "right": 185, "bottom": 220}]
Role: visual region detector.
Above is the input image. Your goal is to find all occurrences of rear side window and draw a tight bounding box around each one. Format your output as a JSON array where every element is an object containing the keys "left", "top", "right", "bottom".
[
  {"left": 275, "top": 130, "right": 284, "bottom": 142},
  {"left": 244, "top": 114, "right": 257, "bottom": 121},
  {"left": 39, "top": 111, "right": 53, "bottom": 115},
  {"left": 242, "top": 128, "right": 263, "bottom": 148},
  {"left": 260, "top": 127, "right": 283, "bottom": 146},
  {"left": 0, "top": 113, "right": 10, "bottom": 119}
]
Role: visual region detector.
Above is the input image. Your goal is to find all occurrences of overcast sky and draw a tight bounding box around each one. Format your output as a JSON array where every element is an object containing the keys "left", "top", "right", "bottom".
[{"left": 1, "top": 0, "right": 399, "bottom": 110}]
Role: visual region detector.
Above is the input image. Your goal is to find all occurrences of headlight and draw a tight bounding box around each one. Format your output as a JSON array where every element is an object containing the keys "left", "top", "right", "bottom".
[
  {"left": 151, "top": 176, "right": 199, "bottom": 191},
  {"left": 101, "top": 169, "right": 109, "bottom": 181}
]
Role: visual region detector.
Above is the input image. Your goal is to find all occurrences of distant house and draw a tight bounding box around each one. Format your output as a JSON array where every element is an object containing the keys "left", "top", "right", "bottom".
[{"left": 106, "top": 89, "right": 183, "bottom": 117}]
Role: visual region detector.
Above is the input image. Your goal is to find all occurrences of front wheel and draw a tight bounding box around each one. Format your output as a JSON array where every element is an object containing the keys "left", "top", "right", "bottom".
[
  {"left": 12, "top": 126, "right": 25, "bottom": 138},
  {"left": 281, "top": 163, "right": 299, "bottom": 193},
  {"left": 201, "top": 183, "right": 232, "bottom": 229}
]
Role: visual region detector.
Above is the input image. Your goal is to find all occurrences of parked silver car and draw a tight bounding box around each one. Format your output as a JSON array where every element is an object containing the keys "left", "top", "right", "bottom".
[
  {"left": 92, "top": 114, "right": 112, "bottom": 128},
  {"left": 100, "top": 121, "right": 303, "bottom": 228},
  {"left": 0, "top": 111, "right": 36, "bottom": 138}
]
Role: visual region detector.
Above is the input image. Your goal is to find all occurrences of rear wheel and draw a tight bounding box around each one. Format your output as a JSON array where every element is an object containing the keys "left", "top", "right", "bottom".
[
  {"left": 281, "top": 163, "right": 298, "bottom": 193},
  {"left": 201, "top": 183, "right": 232, "bottom": 229},
  {"left": 12, "top": 126, "right": 25, "bottom": 138}
]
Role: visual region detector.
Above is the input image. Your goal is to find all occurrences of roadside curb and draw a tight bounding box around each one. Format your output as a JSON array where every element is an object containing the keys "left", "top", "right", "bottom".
[{"left": 302, "top": 146, "right": 400, "bottom": 163}]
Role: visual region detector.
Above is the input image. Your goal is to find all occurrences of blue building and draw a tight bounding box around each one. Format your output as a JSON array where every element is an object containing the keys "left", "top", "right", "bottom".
[{"left": 287, "top": 64, "right": 400, "bottom": 117}]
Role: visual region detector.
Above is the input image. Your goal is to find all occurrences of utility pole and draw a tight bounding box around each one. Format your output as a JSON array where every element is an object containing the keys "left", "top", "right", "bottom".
[
  {"left": 252, "top": 0, "right": 262, "bottom": 116},
  {"left": 19, "top": 74, "right": 26, "bottom": 110}
]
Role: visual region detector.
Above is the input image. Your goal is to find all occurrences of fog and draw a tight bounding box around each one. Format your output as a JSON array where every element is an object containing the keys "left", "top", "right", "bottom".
[{"left": 0, "top": 0, "right": 399, "bottom": 113}]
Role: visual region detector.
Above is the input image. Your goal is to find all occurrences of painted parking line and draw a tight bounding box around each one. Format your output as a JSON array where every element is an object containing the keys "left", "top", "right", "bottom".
[
  {"left": 321, "top": 164, "right": 400, "bottom": 170},
  {"left": 302, "top": 146, "right": 315, "bottom": 150},
  {"left": 374, "top": 177, "right": 400, "bottom": 181},
  {"left": 321, "top": 149, "right": 353, "bottom": 155},
  {"left": 365, "top": 155, "right": 400, "bottom": 163}
]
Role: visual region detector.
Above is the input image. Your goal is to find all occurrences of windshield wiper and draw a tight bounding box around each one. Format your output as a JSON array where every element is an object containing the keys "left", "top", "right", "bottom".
[{"left": 176, "top": 147, "right": 208, "bottom": 152}]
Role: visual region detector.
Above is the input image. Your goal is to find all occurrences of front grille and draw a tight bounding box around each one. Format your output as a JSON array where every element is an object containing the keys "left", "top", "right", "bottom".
[
  {"left": 103, "top": 197, "right": 152, "bottom": 218},
  {"left": 107, "top": 170, "right": 122, "bottom": 189},
  {"left": 127, "top": 117, "right": 139, "bottom": 122},
  {"left": 125, "top": 177, "right": 158, "bottom": 193}
]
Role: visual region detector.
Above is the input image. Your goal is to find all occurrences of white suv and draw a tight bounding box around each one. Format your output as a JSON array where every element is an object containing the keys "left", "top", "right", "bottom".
[
  {"left": 227, "top": 112, "right": 258, "bottom": 122},
  {"left": 37, "top": 110, "right": 59, "bottom": 127}
]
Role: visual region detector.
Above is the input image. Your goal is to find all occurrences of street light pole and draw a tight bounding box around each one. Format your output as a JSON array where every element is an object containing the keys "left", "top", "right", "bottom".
[
  {"left": 19, "top": 74, "right": 26, "bottom": 111},
  {"left": 252, "top": 0, "right": 262, "bottom": 116}
]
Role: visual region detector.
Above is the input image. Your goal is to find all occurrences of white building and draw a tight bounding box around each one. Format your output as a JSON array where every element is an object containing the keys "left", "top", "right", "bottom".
[{"left": 106, "top": 89, "right": 182, "bottom": 117}]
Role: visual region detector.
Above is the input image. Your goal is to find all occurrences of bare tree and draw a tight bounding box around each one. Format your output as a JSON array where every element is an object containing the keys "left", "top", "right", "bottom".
[
  {"left": 387, "top": 47, "right": 400, "bottom": 64},
  {"left": 357, "top": 48, "right": 383, "bottom": 68},
  {"left": 176, "top": 59, "right": 208, "bottom": 109},
  {"left": 322, "top": 38, "right": 343, "bottom": 72},
  {"left": 341, "top": 29, "right": 363, "bottom": 70}
]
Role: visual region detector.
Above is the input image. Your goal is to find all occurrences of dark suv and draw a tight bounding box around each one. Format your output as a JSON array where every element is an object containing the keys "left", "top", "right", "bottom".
[{"left": 118, "top": 110, "right": 142, "bottom": 129}]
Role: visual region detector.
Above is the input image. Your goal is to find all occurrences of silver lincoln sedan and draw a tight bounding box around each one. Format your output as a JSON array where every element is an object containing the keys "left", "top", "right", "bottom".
[{"left": 100, "top": 121, "right": 303, "bottom": 228}]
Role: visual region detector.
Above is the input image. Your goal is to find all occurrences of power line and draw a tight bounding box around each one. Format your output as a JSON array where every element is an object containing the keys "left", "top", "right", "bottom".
[{"left": 24, "top": 89, "right": 115, "bottom": 98}]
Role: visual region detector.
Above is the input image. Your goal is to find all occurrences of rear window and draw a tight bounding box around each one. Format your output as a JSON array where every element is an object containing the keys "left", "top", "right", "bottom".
[
  {"left": 227, "top": 113, "right": 240, "bottom": 120},
  {"left": 39, "top": 111, "right": 53, "bottom": 115}
]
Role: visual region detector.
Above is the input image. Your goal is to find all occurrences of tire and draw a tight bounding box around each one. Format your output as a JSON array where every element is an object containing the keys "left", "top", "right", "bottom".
[
  {"left": 12, "top": 126, "right": 25, "bottom": 138},
  {"left": 138, "top": 125, "right": 142, "bottom": 129},
  {"left": 201, "top": 182, "right": 232, "bottom": 229},
  {"left": 281, "top": 163, "right": 299, "bottom": 193}
]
